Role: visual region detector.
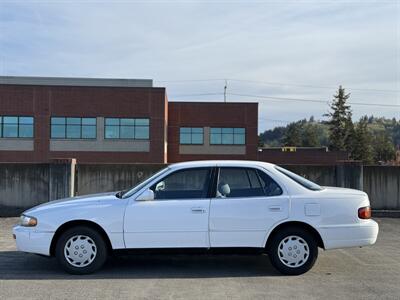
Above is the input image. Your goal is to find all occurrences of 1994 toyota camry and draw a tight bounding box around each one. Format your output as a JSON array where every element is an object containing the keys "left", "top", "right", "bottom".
[{"left": 13, "top": 160, "right": 379, "bottom": 275}]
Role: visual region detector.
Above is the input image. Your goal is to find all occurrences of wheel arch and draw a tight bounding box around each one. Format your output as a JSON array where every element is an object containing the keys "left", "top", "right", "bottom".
[
  {"left": 49, "top": 220, "right": 113, "bottom": 256},
  {"left": 265, "top": 221, "right": 325, "bottom": 250}
]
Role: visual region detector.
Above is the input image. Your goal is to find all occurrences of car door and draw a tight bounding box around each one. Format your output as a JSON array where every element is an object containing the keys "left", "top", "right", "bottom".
[
  {"left": 209, "top": 166, "right": 290, "bottom": 248},
  {"left": 124, "top": 167, "right": 213, "bottom": 249}
]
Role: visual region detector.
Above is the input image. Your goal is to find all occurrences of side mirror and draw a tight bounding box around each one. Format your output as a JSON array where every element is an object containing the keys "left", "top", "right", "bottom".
[
  {"left": 155, "top": 181, "right": 165, "bottom": 192},
  {"left": 136, "top": 189, "right": 154, "bottom": 201}
]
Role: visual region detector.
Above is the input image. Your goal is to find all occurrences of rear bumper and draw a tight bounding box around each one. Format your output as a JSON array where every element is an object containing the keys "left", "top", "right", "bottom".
[
  {"left": 13, "top": 225, "right": 53, "bottom": 256},
  {"left": 318, "top": 219, "right": 379, "bottom": 250}
]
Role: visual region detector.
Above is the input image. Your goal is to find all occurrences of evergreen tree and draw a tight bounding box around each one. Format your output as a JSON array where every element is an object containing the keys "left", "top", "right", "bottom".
[
  {"left": 302, "top": 123, "right": 319, "bottom": 147},
  {"left": 352, "top": 116, "right": 374, "bottom": 163},
  {"left": 344, "top": 115, "right": 356, "bottom": 155},
  {"left": 325, "top": 86, "right": 352, "bottom": 151},
  {"left": 372, "top": 133, "right": 396, "bottom": 163},
  {"left": 282, "top": 122, "right": 301, "bottom": 146}
]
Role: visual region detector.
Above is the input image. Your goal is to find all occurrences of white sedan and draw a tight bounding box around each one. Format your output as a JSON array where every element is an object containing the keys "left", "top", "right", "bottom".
[{"left": 13, "top": 160, "right": 378, "bottom": 275}]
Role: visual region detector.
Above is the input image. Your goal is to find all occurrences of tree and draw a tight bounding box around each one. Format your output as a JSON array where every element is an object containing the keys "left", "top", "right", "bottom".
[
  {"left": 302, "top": 123, "right": 319, "bottom": 147},
  {"left": 259, "top": 126, "right": 287, "bottom": 147},
  {"left": 344, "top": 116, "right": 356, "bottom": 155},
  {"left": 325, "top": 86, "right": 352, "bottom": 151},
  {"left": 258, "top": 135, "right": 264, "bottom": 147},
  {"left": 282, "top": 122, "right": 301, "bottom": 146},
  {"left": 372, "top": 133, "right": 396, "bottom": 163},
  {"left": 352, "top": 116, "right": 374, "bottom": 163}
]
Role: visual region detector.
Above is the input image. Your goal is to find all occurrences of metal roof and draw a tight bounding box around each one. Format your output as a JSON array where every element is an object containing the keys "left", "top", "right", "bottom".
[{"left": 0, "top": 76, "right": 153, "bottom": 88}]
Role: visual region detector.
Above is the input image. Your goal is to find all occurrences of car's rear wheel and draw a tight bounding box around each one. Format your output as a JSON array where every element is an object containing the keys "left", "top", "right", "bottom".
[
  {"left": 268, "top": 227, "right": 318, "bottom": 275},
  {"left": 55, "top": 226, "right": 107, "bottom": 274}
]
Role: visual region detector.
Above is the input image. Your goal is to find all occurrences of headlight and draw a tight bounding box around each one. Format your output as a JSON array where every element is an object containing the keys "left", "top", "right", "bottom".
[{"left": 19, "top": 215, "right": 37, "bottom": 227}]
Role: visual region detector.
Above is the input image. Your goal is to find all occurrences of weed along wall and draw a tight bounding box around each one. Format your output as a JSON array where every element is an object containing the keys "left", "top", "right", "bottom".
[{"left": 0, "top": 162, "right": 399, "bottom": 216}]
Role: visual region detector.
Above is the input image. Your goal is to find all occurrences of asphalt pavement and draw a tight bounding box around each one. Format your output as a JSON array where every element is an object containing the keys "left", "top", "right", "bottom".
[{"left": 0, "top": 217, "right": 399, "bottom": 300}]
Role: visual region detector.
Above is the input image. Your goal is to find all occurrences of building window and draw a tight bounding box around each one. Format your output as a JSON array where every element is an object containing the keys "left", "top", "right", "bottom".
[
  {"left": 180, "top": 127, "right": 203, "bottom": 145},
  {"left": 210, "top": 128, "right": 245, "bottom": 145},
  {"left": 51, "top": 117, "right": 96, "bottom": 139},
  {"left": 104, "top": 118, "right": 149, "bottom": 139},
  {"left": 0, "top": 116, "right": 34, "bottom": 138}
]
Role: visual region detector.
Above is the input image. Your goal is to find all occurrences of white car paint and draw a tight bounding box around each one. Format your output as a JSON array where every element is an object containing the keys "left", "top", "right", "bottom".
[
  {"left": 124, "top": 197, "right": 210, "bottom": 248},
  {"left": 13, "top": 160, "right": 379, "bottom": 257}
]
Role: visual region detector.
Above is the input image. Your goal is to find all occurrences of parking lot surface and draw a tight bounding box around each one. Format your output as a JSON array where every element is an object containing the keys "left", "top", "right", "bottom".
[{"left": 0, "top": 217, "right": 399, "bottom": 300}]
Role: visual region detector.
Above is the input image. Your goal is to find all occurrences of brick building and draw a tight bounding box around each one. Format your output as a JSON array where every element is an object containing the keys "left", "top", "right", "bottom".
[
  {"left": 167, "top": 102, "right": 258, "bottom": 162},
  {"left": 257, "top": 147, "right": 349, "bottom": 165},
  {"left": 0, "top": 76, "right": 258, "bottom": 163}
]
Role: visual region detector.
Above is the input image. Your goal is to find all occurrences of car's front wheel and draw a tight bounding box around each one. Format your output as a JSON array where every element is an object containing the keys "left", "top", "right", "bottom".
[
  {"left": 55, "top": 226, "right": 107, "bottom": 274},
  {"left": 268, "top": 227, "right": 318, "bottom": 275}
]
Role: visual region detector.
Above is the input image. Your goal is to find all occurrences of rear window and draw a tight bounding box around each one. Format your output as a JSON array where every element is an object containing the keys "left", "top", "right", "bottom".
[{"left": 275, "top": 166, "right": 322, "bottom": 191}]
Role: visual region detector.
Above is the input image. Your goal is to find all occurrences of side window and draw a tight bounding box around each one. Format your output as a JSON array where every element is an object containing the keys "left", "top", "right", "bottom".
[
  {"left": 257, "top": 170, "right": 283, "bottom": 196},
  {"left": 150, "top": 168, "right": 211, "bottom": 200},
  {"left": 217, "top": 168, "right": 265, "bottom": 198},
  {"left": 216, "top": 168, "right": 283, "bottom": 198}
]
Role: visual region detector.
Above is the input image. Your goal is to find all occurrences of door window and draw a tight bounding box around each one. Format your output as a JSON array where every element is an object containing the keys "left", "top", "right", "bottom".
[
  {"left": 216, "top": 168, "right": 282, "bottom": 198},
  {"left": 150, "top": 168, "right": 211, "bottom": 200}
]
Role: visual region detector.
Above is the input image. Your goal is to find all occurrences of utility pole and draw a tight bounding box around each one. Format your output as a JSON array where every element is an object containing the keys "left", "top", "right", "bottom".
[{"left": 224, "top": 79, "right": 227, "bottom": 103}]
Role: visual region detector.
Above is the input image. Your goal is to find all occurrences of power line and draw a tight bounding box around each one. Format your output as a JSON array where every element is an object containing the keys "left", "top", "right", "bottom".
[
  {"left": 227, "top": 92, "right": 400, "bottom": 108},
  {"left": 155, "top": 78, "right": 400, "bottom": 93},
  {"left": 170, "top": 91, "right": 399, "bottom": 107},
  {"left": 169, "top": 91, "right": 399, "bottom": 108},
  {"left": 227, "top": 78, "right": 400, "bottom": 94}
]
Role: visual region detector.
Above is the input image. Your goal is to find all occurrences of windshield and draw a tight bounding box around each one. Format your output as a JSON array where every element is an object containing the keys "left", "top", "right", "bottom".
[
  {"left": 122, "top": 167, "right": 170, "bottom": 199},
  {"left": 275, "top": 166, "right": 323, "bottom": 191}
]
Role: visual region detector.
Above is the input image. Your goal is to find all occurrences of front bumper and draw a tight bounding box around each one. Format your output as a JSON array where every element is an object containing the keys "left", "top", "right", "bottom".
[
  {"left": 318, "top": 219, "right": 379, "bottom": 250},
  {"left": 13, "top": 225, "right": 54, "bottom": 256}
]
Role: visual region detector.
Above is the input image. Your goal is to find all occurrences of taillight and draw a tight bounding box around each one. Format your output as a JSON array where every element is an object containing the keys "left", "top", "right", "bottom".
[{"left": 358, "top": 206, "right": 371, "bottom": 219}]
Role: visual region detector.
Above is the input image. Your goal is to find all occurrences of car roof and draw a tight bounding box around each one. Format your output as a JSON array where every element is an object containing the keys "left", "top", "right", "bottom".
[{"left": 168, "top": 160, "right": 276, "bottom": 169}]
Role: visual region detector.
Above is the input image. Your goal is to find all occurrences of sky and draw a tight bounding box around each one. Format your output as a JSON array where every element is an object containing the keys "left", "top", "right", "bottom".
[{"left": 0, "top": 0, "right": 399, "bottom": 132}]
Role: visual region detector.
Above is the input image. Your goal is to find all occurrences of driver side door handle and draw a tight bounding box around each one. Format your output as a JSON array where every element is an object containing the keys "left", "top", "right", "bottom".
[
  {"left": 191, "top": 207, "right": 206, "bottom": 214},
  {"left": 269, "top": 205, "right": 282, "bottom": 212}
]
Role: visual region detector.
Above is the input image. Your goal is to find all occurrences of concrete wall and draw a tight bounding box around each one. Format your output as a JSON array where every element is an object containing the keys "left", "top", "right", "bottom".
[
  {"left": 364, "top": 166, "right": 400, "bottom": 210},
  {"left": 0, "top": 163, "right": 72, "bottom": 216},
  {"left": 0, "top": 163, "right": 399, "bottom": 217},
  {"left": 76, "top": 164, "right": 166, "bottom": 196},
  {"left": 281, "top": 164, "right": 363, "bottom": 189},
  {"left": 282, "top": 164, "right": 399, "bottom": 210},
  {"left": 281, "top": 165, "right": 337, "bottom": 185}
]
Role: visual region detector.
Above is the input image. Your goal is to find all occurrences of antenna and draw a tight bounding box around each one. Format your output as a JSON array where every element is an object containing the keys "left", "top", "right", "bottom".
[{"left": 224, "top": 79, "right": 227, "bottom": 103}]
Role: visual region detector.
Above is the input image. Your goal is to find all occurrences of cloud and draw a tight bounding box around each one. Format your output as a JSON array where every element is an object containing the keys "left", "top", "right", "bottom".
[{"left": 0, "top": 1, "right": 398, "bottom": 130}]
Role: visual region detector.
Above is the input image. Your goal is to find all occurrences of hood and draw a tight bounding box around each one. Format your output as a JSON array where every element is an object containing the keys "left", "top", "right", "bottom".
[
  {"left": 321, "top": 186, "right": 367, "bottom": 197},
  {"left": 23, "top": 192, "right": 118, "bottom": 215}
]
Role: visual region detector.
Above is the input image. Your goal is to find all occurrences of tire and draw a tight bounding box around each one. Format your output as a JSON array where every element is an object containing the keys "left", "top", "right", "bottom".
[
  {"left": 55, "top": 226, "right": 108, "bottom": 275},
  {"left": 268, "top": 227, "right": 318, "bottom": 275}
]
